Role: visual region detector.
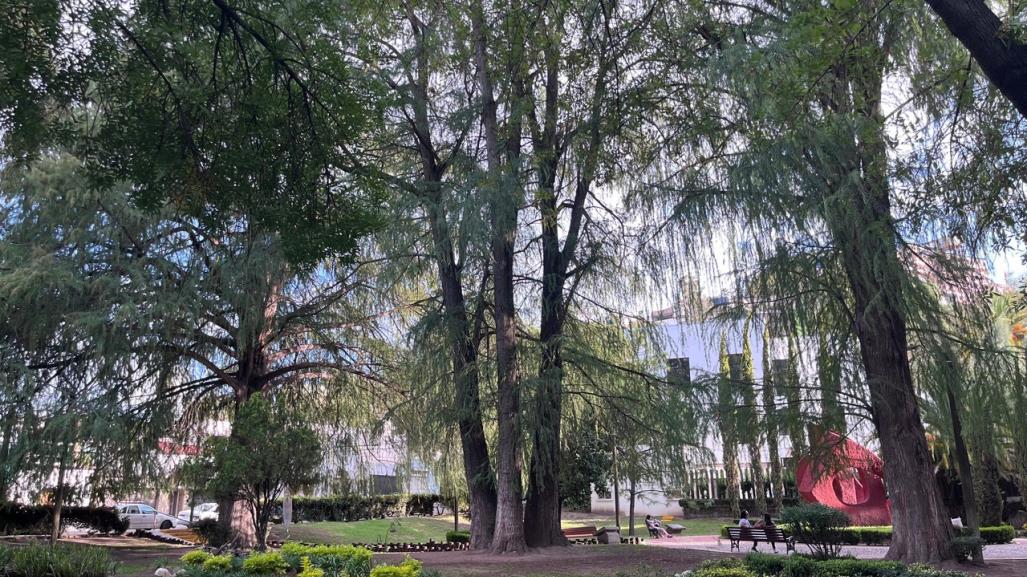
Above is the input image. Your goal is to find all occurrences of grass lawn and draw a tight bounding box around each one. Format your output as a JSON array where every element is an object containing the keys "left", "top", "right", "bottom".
[
  {"left": 270, "top": 516, "right": 465, "bottom": 544},
  {"left": 270, "top": 514, "right": 730, "bottom": 546},
  {"left": 561, "top": 515, "right": 730, "bottom": 537}
]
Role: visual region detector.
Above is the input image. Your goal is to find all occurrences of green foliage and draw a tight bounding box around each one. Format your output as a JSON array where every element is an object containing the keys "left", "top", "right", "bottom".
[
  {"left": 975, "top": 524, "right": 1015, "bottom": 544},
  {"left": 280, "top": 542, "right": 373, "bottom": 577},
  {"left": 192, "top": 518, "right": 235, "bottom": 548},
  {"left": 289, "top": 495, "right": 405, "bottom": 522},
  {"left": 445, "top": 530, "right": 470, "bottom": 543},
  {"left": 298, "top": 557, "right": 326, "bottom": 577},
  {"left": 950, "top": 536, "right": 985, "bottom": 563},
  {"left": 369, "top": 557, "right": 422, "bottom": 577},
  {"left": 7, "top": 543, "right": 113, "bottom": 577},
  {"left": 742, "top": 554, "right": 919, "bottom": 577},
  {"left": 198, "top": 394, "right": 321, "bottom": 549},
  {"left": 202, "top": 554, "right": 236, "bottom": 572},
  {"left": 780, "top": 504, "right": 850, "bottom": 559},
  {"left": 181, "top": 550, "right": 213, "bottom": 566},
  {"left": 242, "top": 552, "right": 288, "bottom": 575}
]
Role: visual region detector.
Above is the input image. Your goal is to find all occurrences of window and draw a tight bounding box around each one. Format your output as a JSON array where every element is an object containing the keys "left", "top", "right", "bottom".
[
  {"left": 139, "top": 505, "right": 156, "bottom": 514},
  {"left": 668, "top": 358, "right": 690, "bottom": 386},
  {"left": 371, "top": 474, "right": 399, "bottom": 495}
]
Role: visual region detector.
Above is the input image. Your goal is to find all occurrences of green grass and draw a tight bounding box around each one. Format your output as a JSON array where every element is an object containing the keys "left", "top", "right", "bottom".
[
  {"left": 270, "top": 517, "right": 465, "bottom": 545},
  {"left": 268, "top": 514, "right": 730, "bottom": 546},
  {"left": 561, "top": 516, "right": 731, "bottom": 536}
]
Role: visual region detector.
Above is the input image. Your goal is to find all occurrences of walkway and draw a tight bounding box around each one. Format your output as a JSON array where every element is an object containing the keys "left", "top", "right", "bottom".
[{"left": 647, "top": 535, "right": 1027, "bottom": 560}]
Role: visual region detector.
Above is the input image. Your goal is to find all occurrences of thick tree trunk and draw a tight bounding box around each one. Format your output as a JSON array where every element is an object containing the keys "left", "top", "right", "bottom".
[
  {"left": 426, "top": 201, "right": 498, "bottom": 549},
  {"left": 922, "top": 0, "right": 1027, "bottom": 117},
  {"left": 818, "top": 1, "right": 953, "bottom": 561},
  {"left": 474, "top": 0, "right": 526, "bottom": 552},
  {"left": 524, "top": 219, "right": 568, "bottom": 548},
  {"left": 975, "top": 450, "right": 1003, "bottom": 526}
]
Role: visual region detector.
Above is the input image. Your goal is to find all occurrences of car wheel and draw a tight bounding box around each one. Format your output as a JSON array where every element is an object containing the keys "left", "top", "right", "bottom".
[{"left": 160, "top": 520, "right": 173, "bottom": 530}]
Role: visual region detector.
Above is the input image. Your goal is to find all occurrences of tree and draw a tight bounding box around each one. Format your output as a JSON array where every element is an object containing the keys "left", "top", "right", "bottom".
[
  {"left": 199, "top": 393, "right": 321, "bottom": 550},
  {"left": 717, "top": 334, "right": 741, "bottom": 518},
  {"left": 921, "top": 0, "right": 1027, "bottom": 117},
  {"left": 739, "top": 321, "right": 767, "bottom": 514},
  {"left": 762, "top": 328, "right": 785, "bottom": 512}
]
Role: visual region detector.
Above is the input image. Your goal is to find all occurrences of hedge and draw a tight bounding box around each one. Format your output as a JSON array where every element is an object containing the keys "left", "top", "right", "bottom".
[
  {"left": 445, "top": 530, "right": 470, "bottom": 543},
  {"left": 288, "top": 494, "right": 444, "bottom": 523},
  {"left": 0, "top": 502, "right": 128, "bottom": 535},
  {"left": 718, "top": 524, "right": 1015, "bottom": 546},
  {"left": 683, "top": 555, "right": 970, "bottom": 577}
]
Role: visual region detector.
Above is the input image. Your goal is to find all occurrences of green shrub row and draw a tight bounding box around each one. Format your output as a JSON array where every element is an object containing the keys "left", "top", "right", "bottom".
[
  {"left": 180, "top": 544, "right": 421, "bottom": 577},
  {"left": 0, "top": 502, "right": 129, "bottom": 535},
  {"left": 0, "top": 543, "right": 114, "bottom": 577},
  {"left": 444, "top": 530, "right": 469, "bottom": 543},
  {"left": 719, "top": 524, "right": 1016, "bottom": 545},
  {"left": 287, "top": 494, "right": 444, "bottom": 523},
  {"left": 681, "top": 554, "right": 969, "bottom": 577}
]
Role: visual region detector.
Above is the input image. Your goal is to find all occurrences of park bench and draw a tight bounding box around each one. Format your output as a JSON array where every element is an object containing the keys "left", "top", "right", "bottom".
[
  {"left": 726, "top": 527, "right": 795, "bottom": 553},
  {"left": 562, "top": 526, "right": 598, "bottom": 541}
]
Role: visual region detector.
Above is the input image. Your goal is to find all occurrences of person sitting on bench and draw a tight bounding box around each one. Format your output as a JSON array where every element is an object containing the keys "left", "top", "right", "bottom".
[
  {"left": 645, "top": 515, "right": 672, "bottom": 538},
  {"left": 754, "top": 513, "right": 778, "bottom": 552}
]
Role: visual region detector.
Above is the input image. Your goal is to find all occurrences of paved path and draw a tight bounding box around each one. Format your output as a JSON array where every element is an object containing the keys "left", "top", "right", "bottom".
[{"left": 647, "top": 536, "right": 1027, "bottom": 560}]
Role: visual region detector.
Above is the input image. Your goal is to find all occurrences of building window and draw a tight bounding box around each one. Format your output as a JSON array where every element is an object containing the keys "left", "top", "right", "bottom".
[
  {"left": 668, "top": 357, "right": 690, "bottom": 386},
  {"left": 370, "top": 474, "right": 399, "bottom": 495}
]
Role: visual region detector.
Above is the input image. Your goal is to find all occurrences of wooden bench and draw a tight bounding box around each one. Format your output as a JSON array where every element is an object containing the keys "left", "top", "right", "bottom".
[
  {"left": 562, "top": 526, "right": 598, "bottom": 541},
  {"left": 726, "top": 527, "right": 795, "bottom": 553}
]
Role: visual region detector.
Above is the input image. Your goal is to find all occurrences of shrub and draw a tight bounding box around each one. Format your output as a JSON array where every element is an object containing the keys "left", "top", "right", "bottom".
[
  {"left": 9, "top": 543, "right": 113, "bottom": 577},
  {"left": 977, "top": 525, "right": 1015, "bottom": 544},
  {"left": 280, "top": 542, "right": 374, "bottom": 577},
  {"left": 950, "top": 536, "right": 985, "bottom": 563},
  {"left": 370, "top": 557, "right": 422, "bottom": 577},
  {"left": 780, "top": 504, "right": 850, "bottom": 559},
  {"left": 445, "top": 530, "right": 470, "bottom": 543},
  {"left": 298, "top": 557, "right": 326, "bottom": 577},
  {"left": 744, "top": 553, "right": 788, "bottom": 576},
  {"left": 181, "top": 550, "right": 213, "bottom": 566},
  {"left": 694, "top": 568, "right": 754, "bottom": 577},
  {"left": 405, "top": 494, "right": 443, "bottom": 516},
  {"left": 203, "top": 554, "right": 235, "bottom": 572},
  {"left": 289, "top": 495, "right": 406, "bottom": 523},
  {"left": 242, "top": 552, "right": 288, "bottom": 574}
]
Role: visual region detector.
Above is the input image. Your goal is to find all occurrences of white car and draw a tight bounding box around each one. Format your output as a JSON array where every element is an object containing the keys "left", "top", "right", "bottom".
[
  {"left": 177, "top": 502, "right": 219, "bottom": 524},
  {"left": 116, "top": 503, "right": 188, "bottom": 530}
]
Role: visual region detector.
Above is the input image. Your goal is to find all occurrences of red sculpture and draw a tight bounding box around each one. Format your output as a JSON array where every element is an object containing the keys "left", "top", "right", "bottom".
[{"left": 796, "top": 432, "right": 892, "bottom": 526}]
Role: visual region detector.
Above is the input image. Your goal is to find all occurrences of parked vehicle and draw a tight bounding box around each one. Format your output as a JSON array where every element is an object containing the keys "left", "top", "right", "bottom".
[
  {"left": 115, "top": 503, "right": 187, "bottom": 530},
  {"left": 177, "top": 502, "right": 218, "bottom": 524}
]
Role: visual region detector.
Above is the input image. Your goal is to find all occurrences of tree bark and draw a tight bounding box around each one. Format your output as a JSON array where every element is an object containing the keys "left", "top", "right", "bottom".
[
  {"left": 401, "top": 10, "right": 498, "bottom": 549},
  {"left": 922, "top": 0, "right": 1027, "bottom": 118},
  {"left": 50, "top": 448, "right": 69, "bottom": 545},
  {"left": 473, "top": 0, "right": 527, "bottom": 553},
  {"left": 612, "top": 444, "right": 621, "bottom": 528}
]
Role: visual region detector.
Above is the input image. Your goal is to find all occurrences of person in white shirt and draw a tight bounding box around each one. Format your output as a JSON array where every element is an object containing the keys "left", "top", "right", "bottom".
[{"left": 738, "top": 510, "right": 752, "bottom": 528}]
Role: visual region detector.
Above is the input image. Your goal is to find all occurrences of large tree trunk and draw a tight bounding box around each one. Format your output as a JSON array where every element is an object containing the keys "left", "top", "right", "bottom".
[
  {"left": 473, "top": 0, "right": 527, "bottom": 553},
  {"left": 49, "top": 450, "right": 69, "bottom": 545},
  {"left": 403, "top": 11, "right": 498, "bottom": 549},
  {"left": 627, "top": 478, "right": 636, "bottom": 537},
  {"left": 612, "top": 444, "right": 621, "bottom": 528},
  {"left": 921, "top": 0, "right": 1027, "bottom": 117}
]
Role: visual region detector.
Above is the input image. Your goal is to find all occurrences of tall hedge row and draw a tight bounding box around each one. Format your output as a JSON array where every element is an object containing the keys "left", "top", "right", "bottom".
[
  {"left": 0, "top": 502, "right": 128, "bottom": 535},
  {"left": 288, "top": 494, "right": 444, "bottom": 523}
]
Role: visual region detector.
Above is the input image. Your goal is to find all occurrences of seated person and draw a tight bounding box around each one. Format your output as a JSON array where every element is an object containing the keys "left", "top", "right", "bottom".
[
  {"left": 645, "top": 514, "right": 672, "bottom": 538},
  {"left": 738, "top": 510, "right": 753, "bottom": 528},
  {"left": 755, "top": 513, "right": 777, "bottom": 552}
]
